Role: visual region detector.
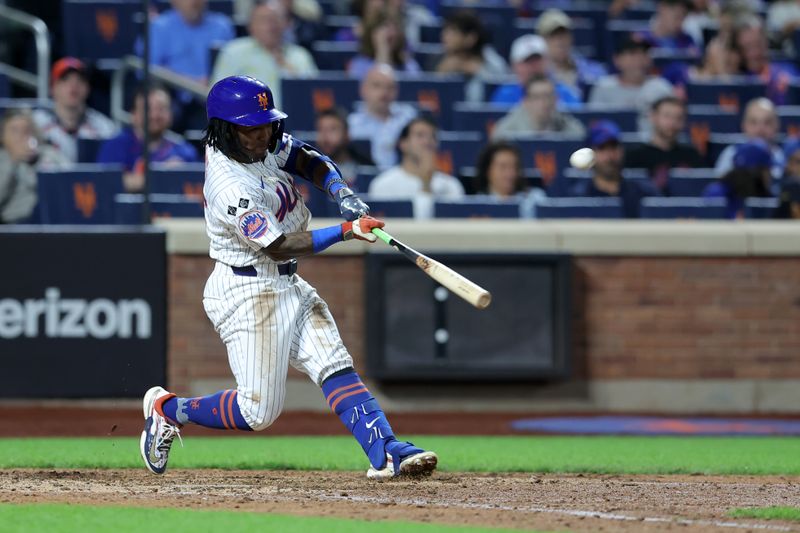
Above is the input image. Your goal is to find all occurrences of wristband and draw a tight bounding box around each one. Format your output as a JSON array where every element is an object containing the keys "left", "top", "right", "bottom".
[
  {"left": 311, "top": 224, "right": 344, "bottom": 254},
  {"left": 324, "top": 171, "right": 347, "bottom": 196}
]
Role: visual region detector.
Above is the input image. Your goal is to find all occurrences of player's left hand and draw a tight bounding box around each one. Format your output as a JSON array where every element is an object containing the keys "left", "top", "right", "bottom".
[
  {"left": 335, "top": 187, "right": 370, "bottom": 221},
  {"left": 342, "top": 216, "right": 385, "bottom": 242}
]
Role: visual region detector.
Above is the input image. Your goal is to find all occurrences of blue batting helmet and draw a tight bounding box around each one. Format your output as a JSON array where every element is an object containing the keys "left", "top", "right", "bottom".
[{"left": 206, "top": 76, "right": 287, "bottom": 126}]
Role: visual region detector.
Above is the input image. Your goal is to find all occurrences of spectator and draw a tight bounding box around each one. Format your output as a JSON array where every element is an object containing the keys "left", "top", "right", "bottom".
[
  {"left": 625, "top": 96, "right": 704, "bottom": 192},
  {"left": 714, "top": 98, "right": 784, "bottom": 186},
  {"left": 368, "top": 116, "right": 464, "bottom": 219},
  {"left": 589, "top": 35, "right": 674, "bottom": 134},
  {"left": 636, "top": 0, "right": 699, "bottom": 55},
  {"left": 474, "top": 141, "right": 545, "bottom": 218},
  {"left": 490, "top": 34, "right": 582, "bottom": 109},
  {"left": 536, "top": 10, "right": 607, "bottom": 98},
  {"left": 435, "top": 10, "right": 508, "bottom": 102},
  {"left": 33, "top": 57, "right": 117, "bottom": 164},
  {"left": 138, "top": 0, "right": 234, "bottom": 84},
  {"left": 347, "top": 10, "right": 420, "bottom": 79},
  {"left": 767, "top": 0, "right": 800, "bottom": 54},
  {"left": 0, "top": 109, "right": 70, "bottom": 223},
  {"left": 782, "top": 137, "right": 800, "bottom": 187},
  {"left": 491, "top": 75, "right": 585, "bottom": 141},
  {"left": 567, "top": 120, "right": 660, "bottom": 218},
  {"left": 732, "top": 15, "right": 797, "bottom": 104},
  {"left": 348, "top": 64, "right": 417, "bottom": 170},
  {"left": 96, "top": 84, "right": 198, "bottom": 193},
  {"left": 683, "top": 0, "right": 719, "bottom": 47},
  {"left": 315, "top": 107, "right": 374, "bottom": 190},
  {"left": 774, "top": 181, "right": 800, "bottom": 219},
  {"left": 661, "top": 35, "right": 741, "bottom": 93},
  {"left": 211, "top": 0, "right": 317, "bottom": 108},
  {"left": 704, "top": 139, "right": 773, "bottom": 218},
  {"left": 335, "top": 0, "right": 436, "bottom": 50}
]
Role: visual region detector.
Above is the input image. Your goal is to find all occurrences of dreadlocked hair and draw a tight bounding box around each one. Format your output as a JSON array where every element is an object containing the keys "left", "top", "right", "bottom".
[{"left": 202, "top": 118, "right": 249, "bottom": 161}]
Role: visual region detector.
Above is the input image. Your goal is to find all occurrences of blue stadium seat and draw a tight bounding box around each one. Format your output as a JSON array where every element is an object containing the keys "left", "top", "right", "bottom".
[
  {"left": 37, "top": 165, "right": 124, "bottom": 224},
  {"left": 535, "top": 197, "right": 624, "bottom": 219},
  {"left": 0, "top": 73, "right": 8, "bottom": 98},
  {"left": 437, "top": 131, "right": 485, "bottom": 176},
  {"left": 62, "top": 0, "right": 143, "bottom": 61},
  {"left": 639, "top": 197, "right": 727, "bottom": 219},
  {"left": 572, "top": 107, "right": 639, "bottom": 133},
  {"left": 686, "top": 79, "right": 767, "bottom": 111},
  {"left": 359, "top": 197, "right": 414, "bottom": 218},
  {"left": 686, "top": 105, "right": 739, "bottom": 134},
  {"left": 114, "top": 193, "right": 204, "bottom": 222},
  {"left": 459, "top": 166, "right": 544, "bottom": 193},
  {"left": 310, "top": 41, "right": 359, "bottom": 71},
  {"left": 778, "top": 106, "right": 800, "bottom": 136},
  {"left": 77, "top": 138, "right": 107, "bottom": 163},
  {"left": 560, "top": 168, "right": 650, "bottom": 196},
  {"left": 452, "top": 102, "right": 511, "bottom": 140},
  {"left": 514, "top": 136, "right": 584, "bottom": 191},
  {"left": 667, "top": 168, "right": 718, "bottom": 197},
  {"left": 148, "top": 163, "right": 205, "bottom": 196},
  {"left": 434, "top": 199, "right": 521, "bottom": 218},
  {"left": 744, "top": 197, "right": 780, "bottom": 219},
  {"left": 353, "top": 165, "right": 381, "bottom": 192},
  {"left": 154, "top": 0, "right": 233, "bottom": 15}
]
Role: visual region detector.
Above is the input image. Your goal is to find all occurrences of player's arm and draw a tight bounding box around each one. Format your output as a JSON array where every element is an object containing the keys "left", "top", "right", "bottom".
[
  {"left": 281, "top": 136, "right": 369, "bottom": 221},
  {"left": 263, "top": 217, "right": 385, "bottom": 261}
]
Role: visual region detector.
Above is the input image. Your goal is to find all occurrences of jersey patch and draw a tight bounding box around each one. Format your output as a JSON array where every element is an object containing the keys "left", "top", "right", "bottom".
[
  {"left": 238, "top": 198, "right": 249, "bottom": 209},
  {"left": 239, "top": 210, "right": 269, "bottom": 240},
  {"left": 227, "top": 206, "right": 237, "bottom": 215}
]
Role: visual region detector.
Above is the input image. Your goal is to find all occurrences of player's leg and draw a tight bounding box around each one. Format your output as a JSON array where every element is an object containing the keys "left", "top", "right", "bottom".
[{"left": 289, "top": 279, "right": 437, "bottom": 479}]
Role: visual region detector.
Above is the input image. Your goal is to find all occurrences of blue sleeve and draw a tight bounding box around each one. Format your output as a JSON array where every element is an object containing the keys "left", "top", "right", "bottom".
[
  {"left": 178, "top": 142, "right": 199, "bottom": 162},
  {"left": 96, "top": 136, "right": 124, "bottom": 165}
]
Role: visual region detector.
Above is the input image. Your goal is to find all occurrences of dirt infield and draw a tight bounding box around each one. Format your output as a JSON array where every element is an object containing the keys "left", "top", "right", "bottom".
[{"left": 3, "top": 469, "right": 799, "bottom": 532}]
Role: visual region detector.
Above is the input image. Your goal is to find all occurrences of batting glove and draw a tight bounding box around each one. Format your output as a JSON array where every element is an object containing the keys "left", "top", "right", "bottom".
[
  {"left": 342, "top": 216, "right": 385, "bottom": 242},
  {"left": 335, "top": 187, "right": 370, "bottom": 221}
]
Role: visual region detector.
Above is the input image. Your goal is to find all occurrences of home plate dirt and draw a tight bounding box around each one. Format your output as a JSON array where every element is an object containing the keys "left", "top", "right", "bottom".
[{"left": 2, "top": 470, "right": 799, "bottom": 532}]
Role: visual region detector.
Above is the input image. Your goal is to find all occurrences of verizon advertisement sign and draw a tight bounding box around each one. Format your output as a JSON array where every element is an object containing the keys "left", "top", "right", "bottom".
[{"left": 0, "top": 229, "right": 166, "bottom": 398}]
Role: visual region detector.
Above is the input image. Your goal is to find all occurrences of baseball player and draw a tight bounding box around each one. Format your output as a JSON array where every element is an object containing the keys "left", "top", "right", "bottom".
[{"left": 140, "top": 75, "right": 438, "bottom": 480}]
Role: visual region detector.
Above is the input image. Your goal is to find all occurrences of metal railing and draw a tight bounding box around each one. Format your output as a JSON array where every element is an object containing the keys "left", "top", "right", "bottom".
[
  {"left": 0, "top": 5, "right": 50, "bottom": 102},
  {"left": 110, "top": 55, "right": 208, "bottom": 124}
]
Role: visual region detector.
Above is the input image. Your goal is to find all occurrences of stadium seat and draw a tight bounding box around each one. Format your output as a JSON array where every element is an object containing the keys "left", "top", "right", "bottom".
[
  {"left": 459, "top": 166, "right": 544, "bottom": 193},
  {"left": 685, "top": 105, "right": 739, "bottom": 159},
  {"left": 535, "top": 197, "right": 624, "bottom": 219},
  {"left": 452, "top": 102, "right": 511, "bottom": 140},
  {"left": 513, "top": 17, "right": 597, "bottom": 57},
  {"left": 154, "top": 0, "right": 233, "bottom": 15},
  {"left": 686, "top": 79, "right": 767, "bottom": 111},
  {"left": 37, "top": 165, "right": 124, "bottom": 224},
  {"left": 571, "top": 107, "right": 639, "bottom": 133},
  {"left": 667, "top": 168, "right": 718, "bottom": 197},
  {"left": 639, "top": 197, "right": 727, "bottom": 219},
  {"left": 62, "top": 0, "right": 143, "bottom": 61},
  {"left": 148, "top": 163, "right": 205, "bottom": 197},
  {"left": 514, "top": 136, "right": 584, "bottom": 190},
  {"left": 310, "top": 41, "right": 359, "bottom": 71},
  {"left": 437, "top": 131, "right": 485, "bottom": 176},
  {"left": 353, "top": 165, "right": 381, "bottom": 192},
  {"left": 0, "top": 73, "right": 8, "bottom": 98},
  {"left": 744, "top": 197, "right": 780, "bottom": 219},
  {"left": 358, "top": 198, "right": 414, "bottom": 218},
  {"left": 778, "top": 106, "right": 800, "bottom": 137},
  {"left": 434, "top": 199, "right": 521, "bottom": 218},
  {"left": 77, "top": 138, "right": 107, "bottom": 163},
  {"left": 114, "top": 193, "right": 204, "bottom": 223},
  {"left": 559, "top": 168, "right": 650, "bottom": 197}
]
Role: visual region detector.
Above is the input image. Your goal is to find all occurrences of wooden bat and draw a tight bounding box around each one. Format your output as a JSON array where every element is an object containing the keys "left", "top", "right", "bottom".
[{"left": 371, "top": 228, "right": 492, "bottom": 310}]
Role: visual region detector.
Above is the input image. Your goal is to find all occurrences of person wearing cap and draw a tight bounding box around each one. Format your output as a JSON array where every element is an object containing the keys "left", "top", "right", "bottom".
[
  {"left": 781, "top": 136, "right": 800, "bottom": 188},
  {"left": 588, "top": 34, "right": 674, "bottom": 134},
  {"left": 625, "top": 95, "right": 704, "bottom": 193},
  {"left": 714, "top": 98, "right": 784, "bottom": 189},
  {"left": 491, "top": 74, "right": 585, "bottom": 141},
  {"left": 536, "top": 9, "right": 607, "bottom": 96},
  {"left": 567, "top": 120, "right": 660, "bottom": 218},
  {"left": 96, "top": 84, "right": 198, "bottom": 193},
  {"left": 635, "top": 0, "right": 699, "bottom": 55},
  {"left": 32, "top": 58, "right": 117, "bottom": 164},
  {"left": 704, "top": 139, "right": 774, "bottom": 218},
  {"left": 490, "top": 34, "right": 582, "bottom": 109}
]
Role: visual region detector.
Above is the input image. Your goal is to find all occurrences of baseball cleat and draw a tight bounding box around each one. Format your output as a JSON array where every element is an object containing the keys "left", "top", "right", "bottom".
[
  {"left": 367, "top": 442, "right": 438, "bottom": 480},
  {"left": 140, "top": 386, "right": 182, "bottom": 475}
]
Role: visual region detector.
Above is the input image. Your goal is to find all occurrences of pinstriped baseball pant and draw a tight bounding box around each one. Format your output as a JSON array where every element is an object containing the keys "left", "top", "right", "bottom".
[{"left": 203, "top": 262, "right": 353, "bottom": 431}]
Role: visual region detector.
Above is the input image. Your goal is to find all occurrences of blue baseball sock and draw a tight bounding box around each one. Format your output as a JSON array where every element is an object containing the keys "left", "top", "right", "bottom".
[
  {"left": 321, "top": 370, "right": 396, "bottom": 469},
  {"left": 157, "top": 390, "right": 252, "bottom": 431}
]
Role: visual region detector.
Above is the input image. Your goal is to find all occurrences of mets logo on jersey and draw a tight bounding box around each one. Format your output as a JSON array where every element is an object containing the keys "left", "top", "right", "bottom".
[
  {"left": 239, "top": 210, "right": 269, "bottom": 239},
  {"left": 257, "top": 92, "right": 269, "bottom": 110}
]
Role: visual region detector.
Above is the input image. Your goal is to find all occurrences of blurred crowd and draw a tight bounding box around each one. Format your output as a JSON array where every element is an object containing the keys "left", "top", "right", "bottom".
[{"left": 3, "top": 0, "right": 800, "bottom": 223}]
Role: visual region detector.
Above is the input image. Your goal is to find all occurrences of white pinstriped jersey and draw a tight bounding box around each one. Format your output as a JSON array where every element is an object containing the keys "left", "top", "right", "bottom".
[{"left": 204, "top": 133, "right": 311, "bottom": 268}]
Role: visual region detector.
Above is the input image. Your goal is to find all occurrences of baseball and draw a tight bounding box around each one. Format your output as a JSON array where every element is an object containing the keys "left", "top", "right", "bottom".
[{"left": 569, "top": 147, "right": 595, "bottom": 169}]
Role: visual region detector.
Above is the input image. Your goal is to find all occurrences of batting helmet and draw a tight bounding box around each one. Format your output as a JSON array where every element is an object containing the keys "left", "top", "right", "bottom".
[{"left": 206, "top": 75, "right": 287, "bottom": 126}]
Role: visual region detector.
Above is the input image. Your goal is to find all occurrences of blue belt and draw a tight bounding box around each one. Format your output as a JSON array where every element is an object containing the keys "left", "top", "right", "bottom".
[{"left": 231, "top": 260, "right": 297, "bottom": 277}]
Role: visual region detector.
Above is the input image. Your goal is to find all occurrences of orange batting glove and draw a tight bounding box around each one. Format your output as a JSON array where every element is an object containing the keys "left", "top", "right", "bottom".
[{"left": 342, "top": 216, "right": 385, "bottom": 242}]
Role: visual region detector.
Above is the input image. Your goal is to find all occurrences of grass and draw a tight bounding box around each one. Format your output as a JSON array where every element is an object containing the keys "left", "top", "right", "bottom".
[
  {"left": 1, "top": 436, "right": 799, "bottom": 474},
  {"left": 729, "top": 507, "right": 800, "bottom": 522},
  {"left": 0, "top": 503, "right": 543, "bottom": 533}
]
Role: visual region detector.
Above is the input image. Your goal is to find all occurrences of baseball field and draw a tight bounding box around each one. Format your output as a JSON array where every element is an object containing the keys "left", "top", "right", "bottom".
[{"left": 3, "top": 425, "right": 800, "bottom": 532}]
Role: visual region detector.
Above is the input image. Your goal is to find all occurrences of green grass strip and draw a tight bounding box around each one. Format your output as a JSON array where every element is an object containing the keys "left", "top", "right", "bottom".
[
  {"left": 0, "top": 436, "right": 799, "bottom": 474},
  {"left": 0, "top": 503, "right": 543, "bottom": 533},
  {"left": 729, "top": 507, "right": 800, "bottom": 522}
]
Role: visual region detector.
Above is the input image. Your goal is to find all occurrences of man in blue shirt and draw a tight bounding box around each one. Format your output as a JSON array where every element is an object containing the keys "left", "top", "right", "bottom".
[
  {"left": 635, "top": 0, "right": 699, "bottom": 56},
  {"left": 97, "top": 84, "right": 198, "bottom": 192},
  {"left": 568, "top": 120, "right": 660, "bottom": 218}
]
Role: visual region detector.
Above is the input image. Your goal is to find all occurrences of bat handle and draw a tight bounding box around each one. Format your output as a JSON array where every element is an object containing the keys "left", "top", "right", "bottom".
[{"left": 371, "top": 227, "right": 393, "bottom": 246}]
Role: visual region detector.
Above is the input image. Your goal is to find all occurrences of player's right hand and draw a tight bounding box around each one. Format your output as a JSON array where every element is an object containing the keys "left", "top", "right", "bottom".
[{"left": 342, "top": 216, "right": 385, "bottom": 243}]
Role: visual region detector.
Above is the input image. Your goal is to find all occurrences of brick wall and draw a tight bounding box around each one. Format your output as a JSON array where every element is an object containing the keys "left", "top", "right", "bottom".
[{"left": 168, "top": 255, "right": 800, "bottom": 394}]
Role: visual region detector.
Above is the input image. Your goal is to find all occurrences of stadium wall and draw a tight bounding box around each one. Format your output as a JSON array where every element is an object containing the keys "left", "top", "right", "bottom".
[{"left": 164, "top": 219, "right": 800, "bottom": 414}]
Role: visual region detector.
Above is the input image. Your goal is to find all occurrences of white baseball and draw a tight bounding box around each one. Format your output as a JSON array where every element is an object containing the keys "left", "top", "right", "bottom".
[{"left": 569, "top": 148, "right": 595, "bottom": 169}]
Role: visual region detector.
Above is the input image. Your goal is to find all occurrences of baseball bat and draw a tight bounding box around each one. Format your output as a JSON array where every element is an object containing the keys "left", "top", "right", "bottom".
[{"left": 371, "top": 228, "right": 492, "bottom": 310}]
